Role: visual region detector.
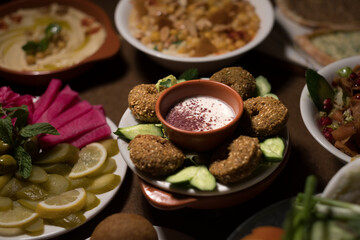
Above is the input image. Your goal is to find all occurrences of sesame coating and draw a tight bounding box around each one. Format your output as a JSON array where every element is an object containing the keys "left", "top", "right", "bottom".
[
  {"left": 209, "top": 135, "right": 262, "bottom": 184},
  {"left": 209, "top": 66, "right": 256, "bottom": 100},
  {"left": 241, "top": 96, "right": 289, "bottom": 137},
  {"left": 129, "top": 135, "right": 185, "bottom": 176},
  {"left": 128, "top": 84, "right": 161, "bottom": 123}
]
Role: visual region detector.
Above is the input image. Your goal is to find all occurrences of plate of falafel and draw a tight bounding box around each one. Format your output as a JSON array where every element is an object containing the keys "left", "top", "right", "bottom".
[{"left": 117, "top": 67, "right": 290, "bottom": 199}]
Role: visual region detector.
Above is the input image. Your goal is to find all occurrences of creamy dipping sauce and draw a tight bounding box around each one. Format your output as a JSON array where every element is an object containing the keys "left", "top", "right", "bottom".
[
  {"left": 0, "top": 3, "right": 106, "bottom": 72},
  {"left": 165, "top": 96, "right": 235, "bottom": 131}
]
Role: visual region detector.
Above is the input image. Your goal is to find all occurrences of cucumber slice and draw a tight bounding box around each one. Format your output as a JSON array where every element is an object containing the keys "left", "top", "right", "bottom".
[
  {"left": 190, "top": 166, "right": 216, "bottom": 191},
  {"left": 305, "top": 69, "right": 334, "bottom": 111},
  {"left": 255, "top": 75, "right": 271, "bottom": 96},
  {"left": 260, "top": 137, "right": 285, "bottom": 162},
  {"left": 114, "top": 124, "right": 163, "bottom": 141},
  {"left": 166, "top": 165, "right": 216, "bottom": 191},
  {"left": 166, "top": 166, "right": 199, "bottom": 184}
]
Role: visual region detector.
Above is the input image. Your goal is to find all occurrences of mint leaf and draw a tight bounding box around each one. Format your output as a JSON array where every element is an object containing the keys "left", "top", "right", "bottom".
[
  {"left": 7, "top": 105, "right": 29, "bottom": 130},
  {"left": 0, "top": 117, "right": 14, "bottom": 145},
  {"left": 20, "top": 123, "right": 59, "bottom": 138},
  {"left": 178, "top": 68, "right": 199, "bottom": 80},
  {"left": 14, "top": 146, "right": 32, "bottom": 179}
]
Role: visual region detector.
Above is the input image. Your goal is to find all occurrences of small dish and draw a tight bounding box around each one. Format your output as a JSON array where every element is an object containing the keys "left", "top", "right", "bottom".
[
  {"left": 4, "top": 118, "right": 127, "bottom": 240},
  {"left": 0, "top": 0, "right": 120, "bottom": 86},
  {"left": 300, "top": 55, "right": 360, "bottom": 163},
  {"left": 114, "top": 0, "right": 274, "bottom": 73},
  {"left": 156, "top": 80, "right": 243, "bottom": 152},
  {"left": 118, "top": 108, "right": 289, "bottom": 199}
]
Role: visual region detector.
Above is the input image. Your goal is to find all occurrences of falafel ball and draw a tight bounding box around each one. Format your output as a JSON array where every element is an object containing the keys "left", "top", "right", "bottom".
[
  {"left": 240, "top": 96, "right": 289, "bottom": 137},
  {"left": 209, "top": 135, "right": 262, "bottom": 184},
  {"left": 210, "top": 66, "right": 256, "bottom": 100},
  {"left": 128, "top": 135, "right": 185, "bottom": 176},
  {"left": 128, "top": 84, "right": 161, "bottom": 123},
  {"left": 91, "top": 213, "right": 158, "bottom": 240}
]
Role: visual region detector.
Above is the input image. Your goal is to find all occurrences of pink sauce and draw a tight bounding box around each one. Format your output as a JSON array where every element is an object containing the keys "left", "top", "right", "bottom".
[{"left": 165, "top": 96, "right": 235, "bottom": 131}]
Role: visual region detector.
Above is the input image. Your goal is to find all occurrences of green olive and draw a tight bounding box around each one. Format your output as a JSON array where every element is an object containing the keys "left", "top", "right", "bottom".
[
  {"left": 23, "top": 136, "right": 40, "bottom": 158},
  {"left": 0, "top": 154, "right": 17, "bottom": 174},
  {"left": 0, "top": 139, "right": 11, "bottom": 155}
]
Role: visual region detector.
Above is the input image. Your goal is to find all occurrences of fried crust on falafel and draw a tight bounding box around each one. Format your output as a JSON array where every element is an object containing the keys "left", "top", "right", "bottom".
[
  {"left": 210, "top": 66, "right": 256, "bottom": 100},
  {"left": 128, "top": 84, "right": 160, "bottom": 123},
  {"left": 128, "top": 135, "right": 185, "bottom": 176},
  {"left": 240, "top": 96, "right": 289, "bottom": 138},
  {"left": 91, "top": 213, "right": 158, "bottom": 240},
  {"left": 209, "top": 135, "right": 262, "bottom": 184}
]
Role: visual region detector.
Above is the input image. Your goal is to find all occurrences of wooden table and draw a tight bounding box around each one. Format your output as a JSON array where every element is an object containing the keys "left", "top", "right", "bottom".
[{"left": 0, "top": 0, "right": 345, "bottom": 239}]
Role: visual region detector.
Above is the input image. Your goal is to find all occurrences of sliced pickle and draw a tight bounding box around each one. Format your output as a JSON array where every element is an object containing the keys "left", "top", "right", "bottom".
[
  {"left": 0, "top": 174, "right": 12, "bottom": 190},
  {"left": 0, "top": 196, "right": 13, "bottom": 211},
  {"left": 41, "top": 163, "right": 72, "bottom": 176},
  {"left": 83, "top": 191, "right": 100, "bottom": 211},
  {"left": 0, "top": 178, "right": 24, "bottom": 197},
  {"left": 86, "top": 173, "right": 120, "bottom": 194},
  {"left": 41, "top": 174, "right": 71, "bottom": 196},
  {"left": 15, "top": 184, "right": 48, "bottom": 201},
  {"left": 68, "top": 177, "right": 93, "bottom": 189},
  {"left": 46, "top": 212, "right": 86, "bottom": 229},
  {"left": 25, "top": 218, "right": 44, "bottom": 233},
  {"left": 17, "top": 199, "right": 40, "bottom": 211},
  {"left": 88, "top": 157, "right": 117, "bottom": 177},
  {"left": 99, "top": 139, "right": 119, "bottom": 157},
  {"left": 34, "top": 143, "right": 79, "bottom": 165}
]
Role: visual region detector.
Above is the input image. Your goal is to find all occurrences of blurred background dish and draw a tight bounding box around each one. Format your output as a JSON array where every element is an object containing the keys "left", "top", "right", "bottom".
[
  {"left": 0, "top": 0, "right": 120, "bottom": 86},
  {"left": 114, "top": 0, "right": 274, "bottom": 73},
  {"left": 300, "top": 55, "right": 360, "bottom": 163}
]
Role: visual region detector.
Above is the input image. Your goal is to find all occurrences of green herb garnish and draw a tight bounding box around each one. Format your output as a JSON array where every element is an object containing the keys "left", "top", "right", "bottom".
[
  {"left": 0, "top": 105, "right": 59, "bottom": 178},
  {"left": 22, "top": 23, "right": 62, "bottom": 54},
  {"left": 178, "top": 68, "right": 199, "bottom": 81}
]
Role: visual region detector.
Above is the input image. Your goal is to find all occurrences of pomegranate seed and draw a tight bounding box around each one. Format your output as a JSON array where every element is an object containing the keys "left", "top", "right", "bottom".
[
  {"left": 350, "top": 73, "right": 357, "bottom": 80},
  {"left": 355, "top": 79, "right": 360, "bottom": 86},
  {"left": 323, "top": 127, "right": 333, "bottom": 142},
  {"left": 331, "top": 81, "right": 338, "bottom": 87},
  {"left": 323, "top": 98, "right": 332, "bottom": 111},
  {"left": 319, "top": 116, "right": 332, "bottom": 126},
  {"left": 353, "top": 93, "right": 360, "bottom": 100}
]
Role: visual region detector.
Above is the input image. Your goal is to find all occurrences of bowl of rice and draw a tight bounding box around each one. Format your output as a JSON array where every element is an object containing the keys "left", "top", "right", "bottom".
[{"left": 115, "top": 0, "right": 274, "bottom": 73}]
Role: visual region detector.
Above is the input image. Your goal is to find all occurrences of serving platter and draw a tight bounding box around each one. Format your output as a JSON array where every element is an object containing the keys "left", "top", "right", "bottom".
[
  {"left": 0, "top": 0, "right": 120, "bottom": 86},
  {"left": 118, "top": 108, "right": 290, "bottom": 207},
  {"left": 4, "top": 118, "right": 127, "bottom": 240}
]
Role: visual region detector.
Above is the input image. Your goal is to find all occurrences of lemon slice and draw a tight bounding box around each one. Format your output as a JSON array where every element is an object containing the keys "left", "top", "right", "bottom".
[
  {"left": 0, "top": 201, "right": 38, "bottom": 228},
  {"left": 69, "top": 143, "right": 107, "bottom": 179},
  {"left": 36, "top": 188, "right": 86, "bottom": 219}
]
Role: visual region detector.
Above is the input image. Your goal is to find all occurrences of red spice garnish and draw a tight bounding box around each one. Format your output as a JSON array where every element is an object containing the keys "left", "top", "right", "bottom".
[
  {"left": 10, "top": 14, "right": 22, "bottom": 24},
  {"left": 0, "top": 20, "right": 8, "bottom": 30},
  {"left": 86, "top": 26, "right": 100, "bottom": 35},
  {"left": 81, "top": 17, "right": 94, "bottom": 27}
]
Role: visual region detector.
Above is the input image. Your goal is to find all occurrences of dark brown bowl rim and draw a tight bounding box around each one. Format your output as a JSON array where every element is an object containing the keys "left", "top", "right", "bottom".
[
  {"left": 155, "top": 79, "right": 243, "bottom": 136},
  {"left": 0, "top": 0, "right": 120, "bottom": 77}
]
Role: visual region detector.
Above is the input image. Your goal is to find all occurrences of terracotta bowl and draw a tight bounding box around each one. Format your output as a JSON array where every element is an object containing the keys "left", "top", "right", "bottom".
[
  {"left": 0, "top": 0, "right": 120, "bottom": 86},
  {"left": 155, "top": 79, "right": 243, "bottom": 152}
]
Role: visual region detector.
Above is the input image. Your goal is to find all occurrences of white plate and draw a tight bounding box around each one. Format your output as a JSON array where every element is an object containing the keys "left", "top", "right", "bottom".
[
  {"left": 2, "top": 118, "right": 127, "bottom": 240},
  {"left": 118, "top": 108, "right": 289, "bottom": 197}
]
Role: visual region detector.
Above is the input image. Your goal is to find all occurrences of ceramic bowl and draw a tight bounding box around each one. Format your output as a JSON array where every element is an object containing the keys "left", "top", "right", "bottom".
[
  {"left": 114, "top": 0, "right": 274, "bottom": 73},
  {"left": 300, "top": 55, "right": 360, "bottom": 163},
  {"left": 0, "top": 0, "right": 120, "bottom": 86},
  {"left": 155, "top": 79, "right": 243, "bottom": 152}
]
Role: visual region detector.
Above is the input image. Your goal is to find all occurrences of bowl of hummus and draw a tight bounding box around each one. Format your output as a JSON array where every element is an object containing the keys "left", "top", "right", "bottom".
[{"left": 0, "top": 0, "right": 120, "bottom": 86}]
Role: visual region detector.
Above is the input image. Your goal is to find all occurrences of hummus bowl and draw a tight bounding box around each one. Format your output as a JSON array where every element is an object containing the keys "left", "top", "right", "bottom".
[{"left": 0, "top": 0, "right": 120, "bottom": 86}]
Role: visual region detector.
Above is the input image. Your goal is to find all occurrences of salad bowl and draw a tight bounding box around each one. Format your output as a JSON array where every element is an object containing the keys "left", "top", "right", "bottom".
[{"left": 300, "top": 55, "right": 360, "bottom": 163}]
